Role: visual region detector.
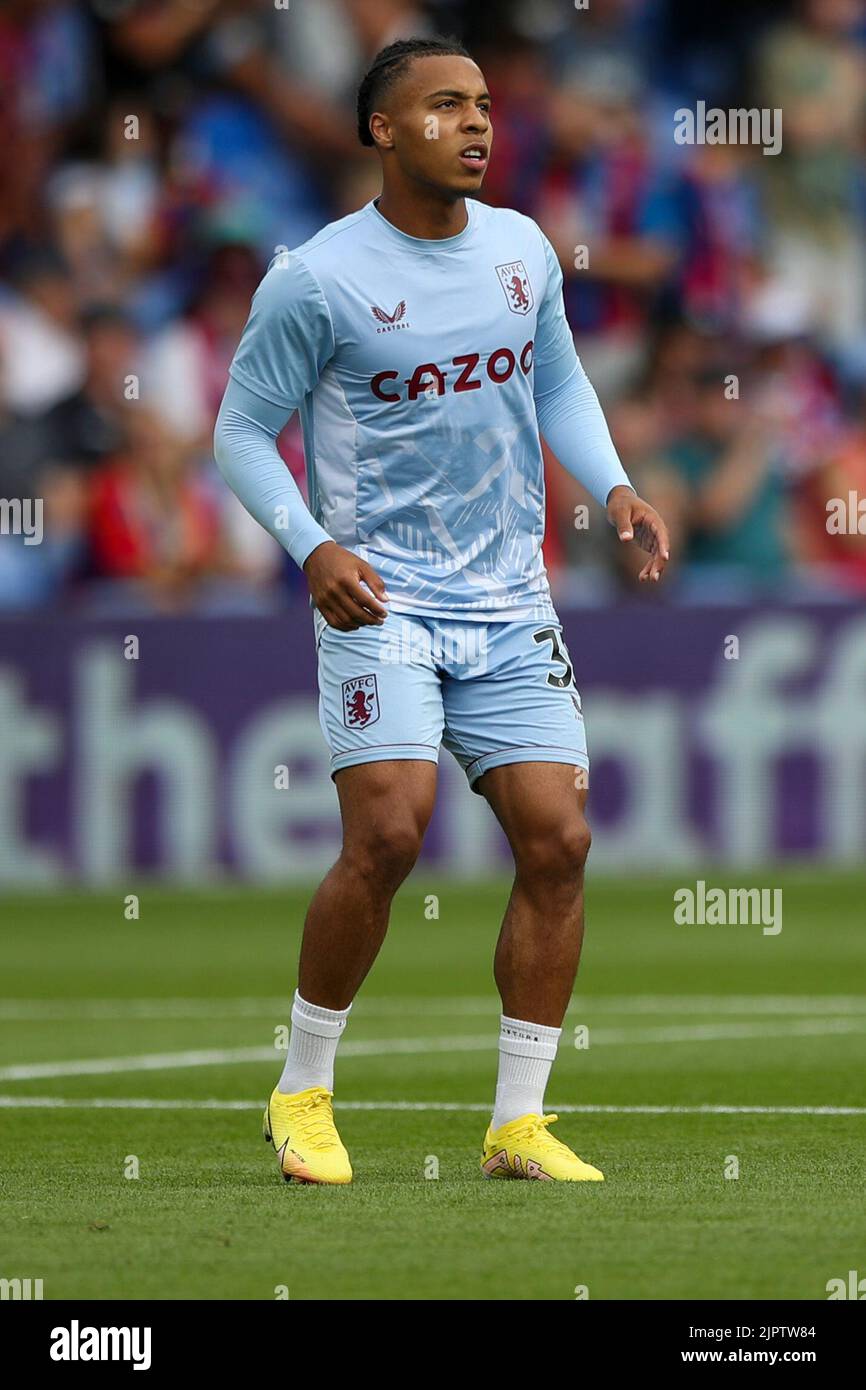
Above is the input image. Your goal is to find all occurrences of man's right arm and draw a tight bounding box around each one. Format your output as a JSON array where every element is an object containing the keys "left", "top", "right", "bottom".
[
  {"left": 214, "top": 254, "right": 334, "bottom": 567},
  {"left": 214, "top": 255, "right": 388, "bottom": 627},
  {"left": 214, "top": 377, "right": 332, "bottom": 569}
]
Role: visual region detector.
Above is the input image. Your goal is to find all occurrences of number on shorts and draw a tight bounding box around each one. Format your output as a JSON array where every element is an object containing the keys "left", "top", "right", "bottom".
[{"left": 532, "top": 626, "right": 575, "bottom": 689}]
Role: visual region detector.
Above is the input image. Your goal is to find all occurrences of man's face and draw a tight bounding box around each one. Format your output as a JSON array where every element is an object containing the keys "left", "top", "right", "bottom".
[{"left": 370, "top": 54, "right": 493, "bottom": 198}]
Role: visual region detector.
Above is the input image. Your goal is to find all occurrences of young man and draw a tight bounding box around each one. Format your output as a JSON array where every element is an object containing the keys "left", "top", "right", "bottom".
[{"left": 214, "top": 36, "right": 670, "bottom": 1184}]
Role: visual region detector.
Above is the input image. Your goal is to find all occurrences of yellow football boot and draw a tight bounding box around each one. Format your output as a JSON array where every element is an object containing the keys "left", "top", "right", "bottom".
[
  {"left": 481, "top": 1113, "right": 604, "bottom": 1182},
  {"left": 262, "top": 1086, "right": 353, "bottom": 1184}
]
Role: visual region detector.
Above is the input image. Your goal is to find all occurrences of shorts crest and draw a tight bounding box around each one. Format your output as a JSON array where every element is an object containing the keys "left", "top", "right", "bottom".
[{"left": 342, "top": 674, "right": 380, "bottom": 729}]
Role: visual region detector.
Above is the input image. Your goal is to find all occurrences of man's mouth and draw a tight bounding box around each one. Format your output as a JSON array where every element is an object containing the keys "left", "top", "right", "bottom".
[{"left": 458, "top": 143, "right": 488, "bottom": 171}]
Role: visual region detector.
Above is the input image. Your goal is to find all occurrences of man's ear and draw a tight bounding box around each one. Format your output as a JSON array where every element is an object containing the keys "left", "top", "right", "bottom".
[{"left": 369, "top": 113, "right": 394, "bottom": 150}]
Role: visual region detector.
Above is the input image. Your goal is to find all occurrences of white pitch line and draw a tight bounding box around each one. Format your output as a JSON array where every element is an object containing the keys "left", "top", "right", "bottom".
[
  {"left": 0, "top": 1046, "right": 273, "bottom": 1082},
  {"left": 2, "top": 995, "right": 866, "bottom": 1022},
  {"left": 354, "top": 995, "right": 866, "bottom": 1018},
  {"left": 0, "top": 1036, "right": 492, "bottom": 1082},
  {"left": 588, "top": 1018, "right": 866, "bottom": 1045},
  {"left": 0, "top": 1096, "right": 863, "bottom": 1116},
  {"left": 575, "top": 996, "right": 866, "bottom": 1016},
  {"left": 3, "top": 1018, "right": 866, "bottom": 1083}
]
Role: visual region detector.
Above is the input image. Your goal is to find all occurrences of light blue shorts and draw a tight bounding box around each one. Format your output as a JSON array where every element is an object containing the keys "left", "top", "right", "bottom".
[{"left": 314, "top": 609, "right": 589, "bottom": 792}]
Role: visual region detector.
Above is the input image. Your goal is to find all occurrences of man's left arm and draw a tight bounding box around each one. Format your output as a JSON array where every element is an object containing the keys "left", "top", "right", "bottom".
[{"left": 532, "top": 229, "right": 670, "bottom": 582}]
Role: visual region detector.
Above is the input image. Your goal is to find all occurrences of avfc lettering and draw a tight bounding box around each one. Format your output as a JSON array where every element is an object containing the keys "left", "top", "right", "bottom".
[{"left": 371, "top": 340, "right": 534, "bottom": 402}]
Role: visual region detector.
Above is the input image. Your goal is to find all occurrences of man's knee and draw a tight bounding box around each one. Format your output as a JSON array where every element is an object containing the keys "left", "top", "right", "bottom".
[
  {"left": 342, "top": 814, "right": 425, "bottom": 888},
  {"left": 515, "top": 816, "right": 591, "bottom": 887},
  {"left": 336, "top": 761, "right": 434, "bottom": 890}
]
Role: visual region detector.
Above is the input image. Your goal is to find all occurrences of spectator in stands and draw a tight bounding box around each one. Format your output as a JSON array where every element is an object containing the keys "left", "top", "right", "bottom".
[
  {"left": 41, "top": 303, "right": 140, "bottom": 473},
  {"left": 0, "top": 249, "right": 83, "bottom": 415},
  {"left": 88, "top": 405, "right": 221, "bottom": 610},
  {"left": 756, "top": 0, "right": 866, "bottom": 354},
  {"left": 534, "top": 64, "right": 678, "bottom": 397},
  {"left": 796, "top": 384, "right": 866, "bottom": 592},
  {"left": 664, "top": 361, "right": 790, "bottom": 593},
  {"left": 0, "top": 0, "right": 864, "bottom": 611}
]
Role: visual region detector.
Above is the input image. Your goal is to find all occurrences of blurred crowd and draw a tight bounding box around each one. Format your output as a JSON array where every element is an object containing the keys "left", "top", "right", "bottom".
[{"left": 2, "top": 0, "right": 866, "bottom": 613}]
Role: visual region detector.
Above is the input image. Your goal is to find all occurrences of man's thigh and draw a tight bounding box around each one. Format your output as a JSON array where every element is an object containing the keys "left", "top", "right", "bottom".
[
  {"left": 334, "top": 759, "right": 438, "bottom": 853},
  {"left": 316, "top": 609, "right": 445, "bottom": 779},
  {"left": 477, "top": 762, "right": 590, "bottom": 861},
  {"left": 440, "top": 617, "right": 589, "bottom": 792}
]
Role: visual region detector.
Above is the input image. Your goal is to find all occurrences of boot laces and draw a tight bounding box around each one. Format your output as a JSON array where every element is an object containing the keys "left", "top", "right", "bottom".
[
  {"left": 292, "top": 1090, "right": 337, "bottom": 1151},
  {"left": 508, "top": 1113, "right": 562, "bottom": 1147}
]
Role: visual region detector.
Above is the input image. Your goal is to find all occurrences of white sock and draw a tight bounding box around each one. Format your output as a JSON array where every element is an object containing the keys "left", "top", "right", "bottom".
[
  {"left": 277, "top": 990, "right": 352, "bottom": 1095},
  {"left": 491, "top": 1014, "right": 561, "bottom": 1131}
]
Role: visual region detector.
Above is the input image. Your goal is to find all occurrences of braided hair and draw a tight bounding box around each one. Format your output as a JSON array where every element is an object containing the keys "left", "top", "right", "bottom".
[{"left": 356, "top": 35, "right": 473, "bottom": 147}]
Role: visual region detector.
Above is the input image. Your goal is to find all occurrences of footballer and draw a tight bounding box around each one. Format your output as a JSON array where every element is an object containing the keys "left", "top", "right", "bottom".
[{"left": 215, "top": 36, "right": 670, "bottom": 1184}]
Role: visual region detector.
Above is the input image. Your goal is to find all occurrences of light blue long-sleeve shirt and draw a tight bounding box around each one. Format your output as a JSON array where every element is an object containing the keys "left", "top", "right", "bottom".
[{"left": 215, "top": 196, "right": 632, "bottom": 620}]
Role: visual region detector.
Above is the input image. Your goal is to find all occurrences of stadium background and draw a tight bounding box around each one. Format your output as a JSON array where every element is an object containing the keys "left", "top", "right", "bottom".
[
  {"left": 1, "top": 0, "right": 865, "bottom": 1305},
  {"left": 1, "top": 0, "right": 866, "bottom": 882}
]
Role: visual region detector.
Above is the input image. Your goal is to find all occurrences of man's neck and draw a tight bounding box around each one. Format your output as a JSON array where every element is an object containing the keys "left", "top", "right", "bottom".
[{"left": 375, "top": 185, "right": 468, "bottom": 240}]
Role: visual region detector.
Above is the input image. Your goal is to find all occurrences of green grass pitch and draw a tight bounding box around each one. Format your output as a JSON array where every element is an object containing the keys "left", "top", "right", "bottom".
[{"left": 1, "top": 872, "right": 864, "bottom": 1301}]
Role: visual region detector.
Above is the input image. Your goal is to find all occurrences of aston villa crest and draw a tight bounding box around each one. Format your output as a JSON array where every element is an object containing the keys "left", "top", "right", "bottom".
[{"left": 495, "top": 261, "right": 533, "bottom": 315}]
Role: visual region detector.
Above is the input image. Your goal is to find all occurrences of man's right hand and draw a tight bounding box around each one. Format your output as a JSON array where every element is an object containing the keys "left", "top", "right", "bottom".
[{"left": 303, "top": 541, "right": 389, "bottom": 631}]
